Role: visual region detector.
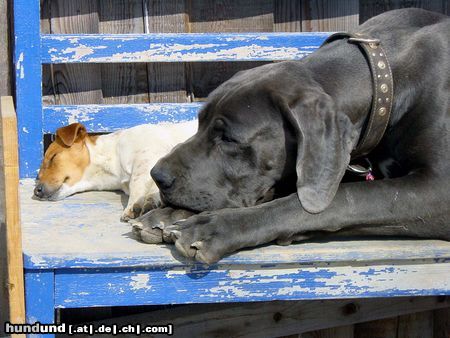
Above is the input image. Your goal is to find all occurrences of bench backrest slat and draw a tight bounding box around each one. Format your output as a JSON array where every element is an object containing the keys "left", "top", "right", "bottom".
[
  {"left": 42, "top": 33, "right": 329, "bottom": 63},
  {"left": 14, "top": 0, "right": 331, "bottom": 178},
  {"left": 43, "top": 103, "right": 203, "bottom": 133}
]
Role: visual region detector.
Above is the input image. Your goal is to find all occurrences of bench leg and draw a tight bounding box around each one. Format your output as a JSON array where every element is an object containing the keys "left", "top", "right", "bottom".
[{"left": 25, "top": 270, "right": 55, "bottom": 338}]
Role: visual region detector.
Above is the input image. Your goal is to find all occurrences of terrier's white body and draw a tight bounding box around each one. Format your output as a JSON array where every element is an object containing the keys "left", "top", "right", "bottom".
[{"left": 36, "top": 120, "right": 197, "bottom": 221}]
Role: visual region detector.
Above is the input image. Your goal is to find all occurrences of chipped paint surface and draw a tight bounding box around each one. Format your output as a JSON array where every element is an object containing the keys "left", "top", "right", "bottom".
[
  {"left": 16, "top": 52, "right": 25, "bottom": 78},
  {"left": 14, "top": 0, "right": 44, "bottom": 178},
  {"left": 53, "top": 262, "right": 450, "bottom": 308},
  {"left": 129, "top": 274, "right": 151, "bottom": 291},
  {"left": 41, "top": 33, "right": 330, "bottom": 63},
  {"left": 20, "top": 178, "right": 450, "bottom": 271},
  {"left": 43, "top": 103, "right": 202, "bottom": 133},
  {"left": 25, "top": 271, "right": 54, "bottom": 324}
]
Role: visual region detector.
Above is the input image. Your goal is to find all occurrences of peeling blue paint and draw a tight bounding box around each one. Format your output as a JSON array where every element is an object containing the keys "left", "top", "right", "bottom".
[
  {"left": 14, "top": 0, "right": 43, "bottom": 178},
  {"left": 41, "top": 33, "right": 330, "bottom": 64},
  {"left": 51, "top": 264, "right": 450, "bottom": 308},
  {"left": 43, "top": 103, "right": 202, "bottom": 133}
]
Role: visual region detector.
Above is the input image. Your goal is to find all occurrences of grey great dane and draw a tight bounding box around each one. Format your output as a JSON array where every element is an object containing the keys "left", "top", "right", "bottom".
[{"left": 133, "top": 8, "right": 450, "bottom": 264}]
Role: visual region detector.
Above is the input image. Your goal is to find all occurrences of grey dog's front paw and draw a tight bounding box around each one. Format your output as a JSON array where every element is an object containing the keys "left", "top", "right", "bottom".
[{"left": 130, "top": 207, "right": 195, "bottom": 244}]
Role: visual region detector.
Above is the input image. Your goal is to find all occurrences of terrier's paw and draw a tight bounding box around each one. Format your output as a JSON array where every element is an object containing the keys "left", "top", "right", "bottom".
[
  {"left": 132, "top": 193, "right": 162, "bottom": 218},
  {"left": 120, "top": 207, "right": 136, "bottom": 222}
]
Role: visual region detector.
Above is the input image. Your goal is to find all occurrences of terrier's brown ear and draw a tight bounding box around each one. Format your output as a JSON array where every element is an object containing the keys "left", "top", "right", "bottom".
[{"left": 56, "top": 123, "right": 87, "bottom": 147}]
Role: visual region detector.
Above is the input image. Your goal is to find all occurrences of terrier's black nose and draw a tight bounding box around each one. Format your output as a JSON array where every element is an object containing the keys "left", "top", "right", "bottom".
[
  {"left": 151, "top": 165, "right": 175, "bottom": 190},
  {"left": 34, "top": 183, "right": 45, "bottom": 198}
]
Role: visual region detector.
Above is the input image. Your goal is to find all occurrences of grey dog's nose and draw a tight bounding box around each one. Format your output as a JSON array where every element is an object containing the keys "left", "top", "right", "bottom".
[
  {"left": 34, "top": 183, "right": 45, "bottom": 198},
  {"left": 151, "top": 165, "right": 175, "bottom": 190}
]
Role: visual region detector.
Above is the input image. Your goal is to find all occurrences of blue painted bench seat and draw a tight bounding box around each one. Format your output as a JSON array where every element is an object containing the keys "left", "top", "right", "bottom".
[{"left": 20, "top": 179, "right": 450, "bottom": 314}]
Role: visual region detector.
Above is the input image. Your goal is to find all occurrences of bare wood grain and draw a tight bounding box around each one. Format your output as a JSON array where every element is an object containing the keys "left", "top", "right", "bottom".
[
  {"left": 301, "top": 0, "right": 359, "bottom": 32},
  {"left": 49, "top": 0, "right": 102, "bottom": 105},
  {"left": 397, "top": 310, "right": 434, "bottom": 338},
  {"left": 145, "top": 0, "right": 189, "bottom": 103},
  {"left": 301, "top": 325, "right": 354, "bottom": 338},
  {"left": 433, "top": 307, "right": 450, "bottom": 338},
  {"left": 41, "top": 0, "right": 56, "bottom": 106},
  {"left": 189, "top": 0, "right": 273, "bottom": 100},
  {"left": 274, "top": 0, "right": 302, "bottom": 32},
  {"left": 0, "top": 0, "right": 11, "bottom": 97},
  {"left": 99, "top": 0, "right": 149, "bottom": 104},
  {"left": 61, "top": 297, "right": 450, "bottom": 338},
  {"left": 354, "top": 316, "right": 398, "bottom": 338},
  {"left": 1, "top": 97, "right": 25, "bottom": 332}
]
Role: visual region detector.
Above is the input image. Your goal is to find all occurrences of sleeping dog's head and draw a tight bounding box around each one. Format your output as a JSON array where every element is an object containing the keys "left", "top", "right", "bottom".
[
  {"left": 152, "top": 62, "right": 357, "bottom": 214},
  {"left": 34, "top": 123, "right": 91, "bottom": 200}
]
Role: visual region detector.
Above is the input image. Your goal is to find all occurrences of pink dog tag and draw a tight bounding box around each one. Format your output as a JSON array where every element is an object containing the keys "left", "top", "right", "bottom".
[{"left": 366, "top": 172, "right": 375, "bottom": 181}]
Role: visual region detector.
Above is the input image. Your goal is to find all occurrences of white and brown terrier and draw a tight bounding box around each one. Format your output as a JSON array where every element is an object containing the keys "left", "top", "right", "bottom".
[{"left": 34, "top": 121, "right": 197, "bottom": 221}]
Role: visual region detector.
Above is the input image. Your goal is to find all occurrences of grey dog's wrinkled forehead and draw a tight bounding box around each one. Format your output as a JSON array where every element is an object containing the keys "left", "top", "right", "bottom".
[{"left": 198, "top": 63, "right": 300, "bottom": 125}]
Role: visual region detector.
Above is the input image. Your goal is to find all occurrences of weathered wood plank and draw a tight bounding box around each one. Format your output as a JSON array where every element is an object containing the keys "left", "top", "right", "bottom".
[
  {"left": 301, "top": 0, "right": 359, "bottom": 32},
  {"left": 189, "top": 0, "right": 274, "bottom": 33},
  {"left": 19, "top": 179, "right": 450, "bottom": 270},
  {"left": 14, "top": 0, "right": 43, "bottom": 177},
  {"left": 19, "top": 178, "right": 450, "bottom": 270},
  {"left": 60, "top": 297, "right": 450, "bottom": 338},
  {"left": 433, "top": 307, "right": 450, "bottom": 338},
  {"left": 0, "top": 0, "right": 11, "bottom": 97},
  {"left": 49, "top": 0, "right": 102, "bottom": 105},
  {"left": 41, "top": 33, "right": 329, "bottom": 63},
  {"left": 42, "top": 103, "right": 201, "bottom": 133},
  {"left": 41, "top": 0, "right": 56, "bottom": 106},
  {"left": 274, "top": 0, "right": 302, "bottom": 32},
  {"left": 145, "top": 0, "right": 189, "bottom": 103},
  {"left": 99, "top": 0, "right": 149, "bottom": 104},
  {"left": 53, "top": 263, "right": 450, "bottom": 308},
  {"left": 397, "top": 310, "right": 434, "bottom": 338},
  {"left": 1, "top": 97, "right": 25, "bottom": 329},
  {"left": 24, "top": 270, "right": 55, "bottom": 325},
  {"left": 354, "top": 317, "right": 398, "bottom": 338},
  {"left": 301, "top": 325, "right": 354, "bottom": 338},
  {"left": 189, "top": 0, "right": 273, "bottom": 100}
]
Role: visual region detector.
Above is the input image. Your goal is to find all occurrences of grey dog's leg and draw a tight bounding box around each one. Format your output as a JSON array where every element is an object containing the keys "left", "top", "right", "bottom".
[{"left": 130, "top": 207, "right": 195, "bottom": 244}]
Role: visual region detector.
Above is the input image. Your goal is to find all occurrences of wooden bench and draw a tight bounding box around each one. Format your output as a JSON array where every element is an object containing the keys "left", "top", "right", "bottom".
[{"left": 7, "top": 1, "right": 450, "bottom": 337}]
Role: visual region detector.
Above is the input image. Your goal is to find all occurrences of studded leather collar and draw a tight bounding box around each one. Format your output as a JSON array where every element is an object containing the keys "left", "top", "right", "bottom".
[{"left": 322, "top": 32, "right": 394, "bottom": 159}]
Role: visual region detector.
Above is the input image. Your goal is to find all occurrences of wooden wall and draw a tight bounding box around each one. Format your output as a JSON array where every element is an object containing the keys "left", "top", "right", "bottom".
[
  {"left": 40, "top": 0, "right": 360, "bottom": 106},
  {"left": 40, "top": 0, "right": 449, "bottom": 106},
  {"left": 298, "top": 308, "right": 450, "bottom": 338}
]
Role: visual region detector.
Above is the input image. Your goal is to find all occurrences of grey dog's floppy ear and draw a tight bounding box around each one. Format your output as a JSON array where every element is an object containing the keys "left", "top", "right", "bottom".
[{"left": 280, "top": 89, "right": 357, "bottom": 213}]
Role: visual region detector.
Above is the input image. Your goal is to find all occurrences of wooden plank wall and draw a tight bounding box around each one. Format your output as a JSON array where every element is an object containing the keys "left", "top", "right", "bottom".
[{"left": 39, "top": 0, "right": 360, "bottom": 105}]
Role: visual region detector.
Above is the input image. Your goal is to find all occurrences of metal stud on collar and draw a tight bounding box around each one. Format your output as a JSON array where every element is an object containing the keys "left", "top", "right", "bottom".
[{"left": 348, "top": 37, "right": 381, "bottom": 45}]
